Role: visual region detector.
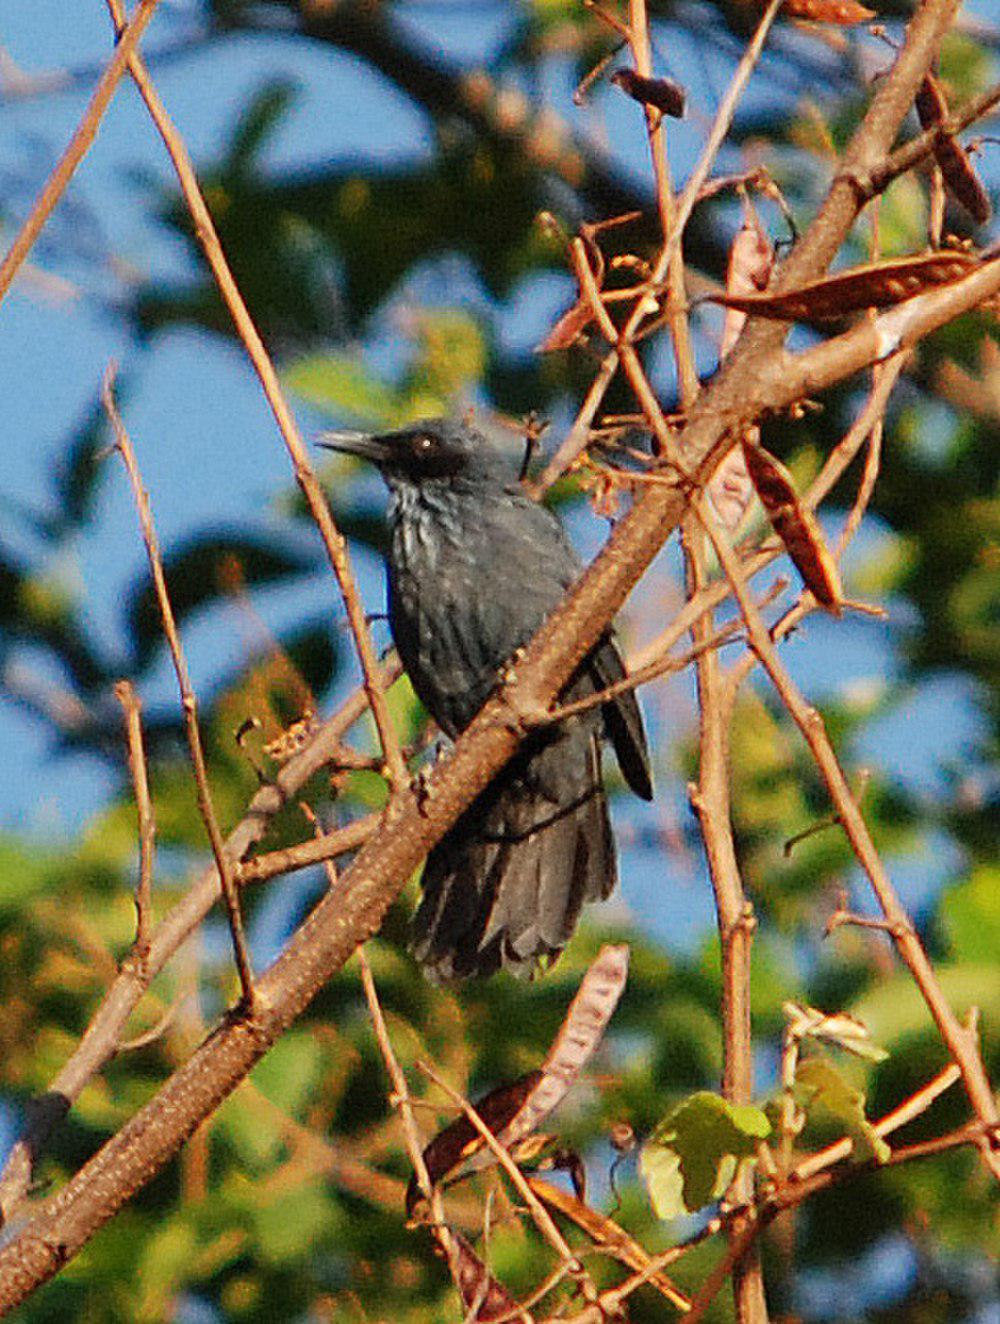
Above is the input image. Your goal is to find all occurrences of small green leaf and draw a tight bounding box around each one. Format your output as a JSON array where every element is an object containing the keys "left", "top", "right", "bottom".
[
  {"left": 638, "top": 1143, "right": 685, "bottom": 1221},
  {"left": 641, "top": 1091, "right": 771, "bottom": 1217},
  {"left": 795, "top": 1056, "right": 890, "bottom": 1165}
]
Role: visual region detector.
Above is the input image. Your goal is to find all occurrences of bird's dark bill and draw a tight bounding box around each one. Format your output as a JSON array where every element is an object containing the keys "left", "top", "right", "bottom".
[{"left": 317, "top": 430, "right": 392, "bottom": 463}]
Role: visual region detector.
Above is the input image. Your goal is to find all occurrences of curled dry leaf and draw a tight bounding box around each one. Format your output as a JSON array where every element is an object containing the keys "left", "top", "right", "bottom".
[
  {"left": 708, "top": 437, "right": 756, "bottom": 531},
  {"left": 719, "top": 204, "right": 775, "bottom": 360},
  {"left": 710, "top": 249, "right": 978, "bottom": 321},
  {"left": 452, "top": 1231, "right": 534, "bottom": 1322},
  {"left": 915, "top": 75, "right": 992, "bottom": 226},
  {"left": 742, "top": 441, "right": 843, "bottom": 613},
  {"left": 610, "top": 69, "right": 686, "bottom": 119},
  {"left": 406, "top": 944, "right": 630, "bottom": 1214}
]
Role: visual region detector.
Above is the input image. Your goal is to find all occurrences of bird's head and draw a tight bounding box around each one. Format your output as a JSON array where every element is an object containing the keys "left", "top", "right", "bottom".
[{"left": 318, "top": 417, "right": 513, "bottom": 489}]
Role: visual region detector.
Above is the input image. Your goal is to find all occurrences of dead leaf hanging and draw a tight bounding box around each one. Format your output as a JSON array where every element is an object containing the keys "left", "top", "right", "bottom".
[
  {"left": 709, "top": 250, "right": 978, "bottom": 321},
  {"left": 741, "top": 441, "right": 844, "bottom": 613}
]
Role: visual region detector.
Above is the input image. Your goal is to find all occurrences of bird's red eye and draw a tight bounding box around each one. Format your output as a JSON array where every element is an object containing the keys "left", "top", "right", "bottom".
[{"left": 414, "top": 435, "right": 433, "bottom": 452}]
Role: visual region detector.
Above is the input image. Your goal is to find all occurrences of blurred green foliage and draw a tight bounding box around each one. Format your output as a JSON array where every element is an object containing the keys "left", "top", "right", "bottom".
[{"left": 1, "top": 1, "right": 998, "bottom": 1320}]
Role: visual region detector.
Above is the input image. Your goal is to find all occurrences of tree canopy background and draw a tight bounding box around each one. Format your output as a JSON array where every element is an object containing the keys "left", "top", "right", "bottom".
[{"left": 0, "top": 1, "right": 997, "bottom": 1320}]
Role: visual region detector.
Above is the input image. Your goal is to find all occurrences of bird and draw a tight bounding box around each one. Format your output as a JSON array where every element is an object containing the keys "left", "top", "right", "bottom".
[{"left": 319, "top": 416, "right": 652, "bottom": 981}]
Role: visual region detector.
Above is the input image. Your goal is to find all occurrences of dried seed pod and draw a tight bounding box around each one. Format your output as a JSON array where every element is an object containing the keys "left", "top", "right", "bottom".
[
  {"left": 405, "top": 1071, "right": 542, "bottom": 1216},
  {"left": 610, "top": 69, "right": 686, "bottom": 119},
  {"left": 776, "top": 0, "right": 875, "bottom": 21},
  {"left": 537, "top": 297, "right": 594, "bottom": 352},
  {"left": 709, "top": 249, "right": 978, "bottom": 321},
  {"left": 742, "top": 440, "right": 843, "bottom": 613},
  {"left": 451, "top": 1233, "right": 531, "bottom": 1322},
  {"left": 916, "top": 74, "right": 992, "bottom": 225},
  {"left": 405, "top": 945, "right": 629, "bottom": 1214}
]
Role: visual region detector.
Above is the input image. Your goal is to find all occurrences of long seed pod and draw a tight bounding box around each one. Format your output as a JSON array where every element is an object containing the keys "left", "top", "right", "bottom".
[
  {"left": 742, "top": 440, "right": 844, "bottom": 613},
  {"left": 452, "top": 1232, "right": 534, "bottom": 1322},
  {"left": 915, "top": 74, "right": 992, "bottom": 226},
  {"left": 406, "top": 945, "right": 629, "bottom": 1213},
  {"left": 753, "top": 0, "right": 874, "bottom": 21},
  {"left": 709, "top": 249, "right": 978, "bottom": 321}
]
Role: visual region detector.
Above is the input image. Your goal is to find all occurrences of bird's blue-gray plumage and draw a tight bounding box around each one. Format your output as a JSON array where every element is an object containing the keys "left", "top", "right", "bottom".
[{"left": 320, "top": 417, "right": 652, "bottom": 980}]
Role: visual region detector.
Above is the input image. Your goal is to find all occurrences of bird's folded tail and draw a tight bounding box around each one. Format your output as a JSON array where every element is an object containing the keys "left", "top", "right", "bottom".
[{"left": 411, "top": 729, "right": 616, "bottom": 981}]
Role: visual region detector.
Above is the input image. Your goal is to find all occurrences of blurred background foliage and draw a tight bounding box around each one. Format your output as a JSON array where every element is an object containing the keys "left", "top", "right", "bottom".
[{"left": 0, "top": 0, "right": 998, "bottom": 1319}]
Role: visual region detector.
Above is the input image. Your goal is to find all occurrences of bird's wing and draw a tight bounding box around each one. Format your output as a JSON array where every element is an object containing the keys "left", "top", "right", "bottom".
[
  {"left": 586, "top": 633, "right": 653, "bottom": 802},
  {"left": 505, "top": 492, "right": 653, "bottom": 802}
]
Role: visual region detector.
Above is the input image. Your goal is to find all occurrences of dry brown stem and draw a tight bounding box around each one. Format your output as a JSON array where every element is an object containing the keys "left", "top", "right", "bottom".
[
  {"left": 0, "top": 0, "right": 163, "bottom": 307},
  {"left": 103, "top": 0, "right": 406, "bottom": 796},
  {"left": 695, "top": 497, "right": 1000, "bottom": 1178},
  {"left": 112, "top": 679, "right": 156, "bottom": 961},
  {"left": 104, "top": 369, "right": 257, "bottom": 1009}
]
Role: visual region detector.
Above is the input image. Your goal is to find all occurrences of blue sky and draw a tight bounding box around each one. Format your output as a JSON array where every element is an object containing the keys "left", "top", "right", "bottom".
[{"left": 0, "top": 2, "right": 994, "bottom": 957}]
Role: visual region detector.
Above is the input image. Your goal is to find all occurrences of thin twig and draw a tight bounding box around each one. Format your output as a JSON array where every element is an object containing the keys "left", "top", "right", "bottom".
[
  {"left": 626, "top": 0, "right": 699, "bottom": 407},
  {"left": 102, "top": 0, "right": 406, "bottom": 796},
  {"left": 104, "top": 368, "right": 257, "bottom": 1010},
  {"left": 0, "top": 0, "right": 163, "bottom": 307},
  {"left": 683, "top": 465, "right": 763, "bottom": 1321},
  {"left": 357, "top": 953, "right": 468, "bottom": 1305},
  {"left": 113, "top": 680, "right": 156, "bottom": 962},
  {"left": 694, "top": 494, "right": 1000, "bottom": 1180},
  {"left": 791, "top": 1062, "right": 962, "bottom": 1181},
  {"left": 236, "top": 813, "right": 379, "bottom": 885}
]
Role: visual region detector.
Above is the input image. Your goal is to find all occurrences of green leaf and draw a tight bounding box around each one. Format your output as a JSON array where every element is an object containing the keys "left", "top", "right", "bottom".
[
  {"left": 638, "top": 1142, "right": 685, "bottom": 1221},
  {"left": 251, "top": 1030, "right": 323, "bottom": 1114},
  {"left": 641, "top": 1091, "right": 771, "bottom": 1217},
  {"left": 251, "top": 1181, "right": 333, "bottom": 1264},
  {"left": 287, "top": 353, "right": 403, "bottom": 427},
  {"left": 795, "top": 1056, "right": 890, "bottom": 1165},
  {"left": 940, "top": 867, "right": 1000, "bottom": 963}
]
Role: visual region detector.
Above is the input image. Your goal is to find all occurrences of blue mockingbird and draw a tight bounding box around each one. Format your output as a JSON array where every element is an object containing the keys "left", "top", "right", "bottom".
[{"left": 320, "top": 417, "right": 652, "bottom": 981}]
